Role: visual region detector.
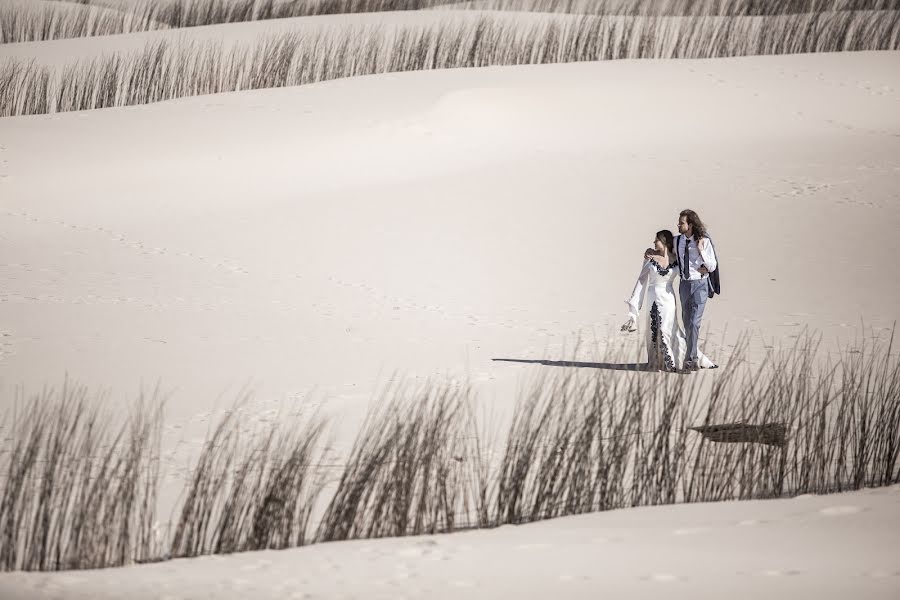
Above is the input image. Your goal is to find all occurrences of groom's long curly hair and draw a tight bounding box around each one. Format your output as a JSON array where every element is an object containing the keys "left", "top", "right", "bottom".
[{"left": 679, "top": 209, "right": 708, "bottom": 240}]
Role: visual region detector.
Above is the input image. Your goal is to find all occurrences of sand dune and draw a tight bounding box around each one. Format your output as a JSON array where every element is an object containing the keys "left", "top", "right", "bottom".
[
  {"left": 1, "top": 2, "right": 899, "bottom": 592},
  {"left": 1, "top": 50, "right": 898, "bottom": 441},
  {"left": 1, "top": 485, "right": 898, "bottom": 599}
]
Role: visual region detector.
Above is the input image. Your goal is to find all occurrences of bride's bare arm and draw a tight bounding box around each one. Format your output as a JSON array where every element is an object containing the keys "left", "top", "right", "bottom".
[{"left": 643, "top": 248, "right": 671, "bottom": 269}]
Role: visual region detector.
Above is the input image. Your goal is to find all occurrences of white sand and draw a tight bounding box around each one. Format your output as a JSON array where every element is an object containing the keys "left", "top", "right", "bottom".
[
  {"left": 1, "top": 485, "right": 898, "bottom": 599},
  {"left": 2, "top": 50, "right": 898, "bottom": 410}
]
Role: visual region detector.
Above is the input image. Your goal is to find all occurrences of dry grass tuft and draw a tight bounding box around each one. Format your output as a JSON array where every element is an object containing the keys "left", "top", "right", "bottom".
[
  {"left": 0, "top": 382, "right": 162, "bottom": 571},
  {"left": 316, "top": 380, "right": 481, "bottom": 541},
  {"left": 169, "top": 404, "right": 327, "bottom": 557}
]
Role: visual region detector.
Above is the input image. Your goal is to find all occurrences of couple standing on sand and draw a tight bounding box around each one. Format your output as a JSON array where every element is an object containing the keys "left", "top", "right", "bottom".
[{"left": 621, "top": 209, "right": 720, "bottom": 373}]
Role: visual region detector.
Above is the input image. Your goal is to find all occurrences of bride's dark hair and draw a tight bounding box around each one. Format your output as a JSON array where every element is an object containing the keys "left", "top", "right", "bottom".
[{"left": 656, "top": 229, "right": 675, "bottom": 256}]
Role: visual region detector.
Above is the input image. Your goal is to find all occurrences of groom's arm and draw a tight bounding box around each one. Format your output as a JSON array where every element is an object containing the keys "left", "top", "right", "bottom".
[{"left": 698, "top": 238, "right": 717, "bottom": 273}]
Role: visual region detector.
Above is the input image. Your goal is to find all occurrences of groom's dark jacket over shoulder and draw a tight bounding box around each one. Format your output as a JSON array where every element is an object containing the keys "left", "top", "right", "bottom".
[{"left": 707, "top": 237, "right": 720, "bottom": 299}]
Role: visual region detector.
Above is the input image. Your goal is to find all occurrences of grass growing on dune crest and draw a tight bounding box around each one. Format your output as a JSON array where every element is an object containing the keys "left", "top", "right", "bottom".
[
  {"left": 0, "top": 383, "right": 162, "bottom": 571},
  {"left": 1, "top": 330, "right": 898, "bottom": 571},
  {"left": 169, "top": 406, "right": 327, "bottom": 558},
  {"left": 143, "top": 0, "right": 457, "bottom": 27},
  {"left": 0, "top": 1, "right": 167, "bottom": 45},
  {"left": 492, "top": 353, "right": 712, "bottom": 524},
  {"left": 0, "top": 0, "right": 455, "bottom": 44},
  {"left": 316, "top": 381, "right": 482, "bottom": 542},
  {"left": 2, "top": 9, "right": 899, "bottom": 117},
  {"left": 490, "top": 331, "right": 900, "bottom": 526},
  {"left": 7, "top": 0, "right": 900, "bottom": 45},
  {"left": 452, "top": 0, "right": 900, "bottom": 16}
]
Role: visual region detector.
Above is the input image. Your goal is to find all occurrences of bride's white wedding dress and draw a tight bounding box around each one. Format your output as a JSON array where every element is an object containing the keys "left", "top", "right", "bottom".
[{"left": 626, "top": 256, "right": 715, "bottom": 371}]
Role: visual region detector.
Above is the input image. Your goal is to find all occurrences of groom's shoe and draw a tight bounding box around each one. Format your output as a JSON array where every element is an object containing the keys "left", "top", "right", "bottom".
[{"left": 683, "top": 361, "right": 700, "bottom": 371}]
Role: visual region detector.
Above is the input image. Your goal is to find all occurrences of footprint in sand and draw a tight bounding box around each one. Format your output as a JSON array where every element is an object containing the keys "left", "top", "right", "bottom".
[
  {"left": 559, "top": 573, "right": 591, "bottom": 582},
  {"left": 239, "top": 558, "right": 272, "bottom": 571},
  {"left": 397, "top": 539, "right": 439, "bottom": 558},
  {"left": 640, "top": 573, "right": 683, "bottom": 583},
  {"left": 819, "top": 505, "right": 864, "bottom": 516},
  {"left": 737, "top": 519, "right": 767, "bottom": 527},
  {"left": 590, "top": 536, "right": 623, "bottom": 544},
  {"left": 516, "top": 542, "right": 551, "bottom": 550},
  {"left": 758, "top": 569, "right": 803, "bottom": 577},
  {"left": 792, "top": 494, "right": 817, "bottom": 500},
  {"left": 673, "top": 526, "right": 709, "bottom": 535},
  {"left": 862, "top": 570, "right": 898, "bottom": 579}
]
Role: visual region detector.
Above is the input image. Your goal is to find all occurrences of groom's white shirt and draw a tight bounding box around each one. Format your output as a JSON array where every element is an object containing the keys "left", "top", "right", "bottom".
[{"left": 677, "top": 235, "right": 717, "bottom": 280}]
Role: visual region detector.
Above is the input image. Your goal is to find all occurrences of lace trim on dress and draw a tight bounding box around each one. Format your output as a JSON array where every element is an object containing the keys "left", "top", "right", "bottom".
[
  {"left": 649, "top": 301, "right": 677, "bottom": 372},
  {"left": 647, "top": 257, "right": 673, "bottom": 276}
]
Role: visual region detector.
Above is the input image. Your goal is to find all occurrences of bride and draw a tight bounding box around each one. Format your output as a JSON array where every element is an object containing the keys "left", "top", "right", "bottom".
[{"left": 621, "top": 229, "right": 717, "bottom": 372}]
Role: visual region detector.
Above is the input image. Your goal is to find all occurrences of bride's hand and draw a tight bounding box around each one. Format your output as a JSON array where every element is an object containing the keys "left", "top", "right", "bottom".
[{"left": 621, "top": 316, "right": 637, "bottom": 333}]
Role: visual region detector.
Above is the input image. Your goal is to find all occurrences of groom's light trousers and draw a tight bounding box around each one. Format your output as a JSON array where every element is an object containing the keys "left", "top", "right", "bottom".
[{"left": 679, "top": 279, "right": 709, "bottom": 368}]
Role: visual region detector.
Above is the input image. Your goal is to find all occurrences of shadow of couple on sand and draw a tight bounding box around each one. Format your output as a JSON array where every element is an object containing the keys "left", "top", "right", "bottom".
[{"left": 491, "top": 358, "right": 660, "bottom": 372}]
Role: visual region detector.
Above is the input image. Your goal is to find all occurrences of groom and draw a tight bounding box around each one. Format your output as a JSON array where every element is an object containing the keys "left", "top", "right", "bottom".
[{"left": 676, "top": 209, "right": 717, "bottom": 371}]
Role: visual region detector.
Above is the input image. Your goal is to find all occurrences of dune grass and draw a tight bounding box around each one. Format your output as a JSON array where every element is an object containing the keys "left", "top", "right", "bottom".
[
  {"left": 451, "top": 0, "right": 900, "bottom": 16},
  {"left": 0, "top": 1, "right": 166, "bottom": 45},
  {"left": 1, "top": 330, "right": 898, "bottom": 570},
  {"left": 7, "top": 0, "right": 900, "bottom": 45},
  {"left": 0, "top": 0, "right": 458, "bottom": 44},
  {"left": 169, "top": 404, "right": 327, "bottom": 558},
  {"left": 2, "top": 8, "right": 899, "bottom": 117},
  {"left": 492, "top": 352, "right": 710, "bottom": 524},
  {"left": 488, "top": 330, "right": 900, "bottom": 527},
  {"left": 0, "top": 382, "right": 162, "bottom": 571},
  {"left": 316, "top": 380, "right": 481, "bottom": 541}
]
